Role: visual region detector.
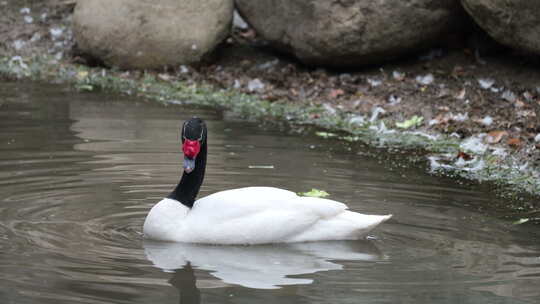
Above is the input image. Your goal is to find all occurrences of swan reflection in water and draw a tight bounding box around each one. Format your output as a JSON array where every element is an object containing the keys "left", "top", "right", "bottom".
[
  {"left": 169, "top": 263, "right": 201, "bottom": 304},
  {"left": 145, "top": 240, "right": 385, "bottom": 297}
]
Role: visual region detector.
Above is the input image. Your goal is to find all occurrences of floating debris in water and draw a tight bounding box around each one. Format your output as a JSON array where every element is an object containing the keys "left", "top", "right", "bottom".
[
  {"left": 20, "top": 7, "right": 30, "bottom": 14},
  {"left": 24, "top": 15, "right": 33, "bottom": 24},
  {"left": 513, "top": 218, "right": 530, "bottom": 225},
  {"left": 248, "top": 165, "right": 275, "bottom": 169},
  {"left": 535, "top": 134, "right": 540, "bottom": 142}
]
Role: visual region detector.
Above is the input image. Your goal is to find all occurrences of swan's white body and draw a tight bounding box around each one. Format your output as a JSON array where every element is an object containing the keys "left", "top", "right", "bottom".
[{"left": 143, "top": 187, "right": 391, "bottom": 245}]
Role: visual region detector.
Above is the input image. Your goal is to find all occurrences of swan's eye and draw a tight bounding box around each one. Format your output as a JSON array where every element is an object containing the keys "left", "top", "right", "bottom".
[{"left": 182, "top": 139, "right": 201, "bottom": 159}]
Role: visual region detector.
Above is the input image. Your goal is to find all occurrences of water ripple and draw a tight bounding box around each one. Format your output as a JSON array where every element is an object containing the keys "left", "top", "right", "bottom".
[{"left": 0, "top": 83, "right": 539, "bottom": 304}]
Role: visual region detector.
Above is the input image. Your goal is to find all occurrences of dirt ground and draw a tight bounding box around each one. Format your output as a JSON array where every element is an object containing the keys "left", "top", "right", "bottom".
[{"left": 2, "top": 0, "right": 540, "bottom": 169}]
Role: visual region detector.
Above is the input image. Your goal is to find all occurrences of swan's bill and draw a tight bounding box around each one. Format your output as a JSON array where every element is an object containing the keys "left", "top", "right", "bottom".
[{"left": 183, "top": 157, "right": 195, "bottom": 174}]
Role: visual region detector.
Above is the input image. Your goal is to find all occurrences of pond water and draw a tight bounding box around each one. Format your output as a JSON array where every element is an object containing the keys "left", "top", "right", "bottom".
[{"left": 0, "top": 83, "right": 539, "bottom": 304}]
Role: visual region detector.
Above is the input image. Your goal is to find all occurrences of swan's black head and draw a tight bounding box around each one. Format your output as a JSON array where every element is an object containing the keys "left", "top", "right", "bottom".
[{"left": 181, "top": 117, "right": 207, "bottom": 174}]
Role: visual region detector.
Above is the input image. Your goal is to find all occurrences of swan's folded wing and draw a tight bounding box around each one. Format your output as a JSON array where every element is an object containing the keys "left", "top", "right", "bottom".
[{"left": 184, "top": 187, "right": 348, "bottom": 244}]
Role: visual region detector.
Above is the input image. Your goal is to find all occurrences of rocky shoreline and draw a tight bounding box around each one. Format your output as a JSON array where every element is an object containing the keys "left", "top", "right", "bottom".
[{"left": 0, "top": 1, "right": 539, "bottom": 216}]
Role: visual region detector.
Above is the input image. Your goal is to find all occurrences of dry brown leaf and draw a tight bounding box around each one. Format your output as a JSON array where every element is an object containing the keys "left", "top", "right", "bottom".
[
  {"left": 456, "top": 151, "right": 473, "bottom": 161},
  {"left": 328, "top": 89, "right": 345, "bottom": 99},
  {"left": 486, "top": 131, "right": 508, "bottom": 144},
  {"left": 455, "top": 89, "right": 466, "bottom": 100},
  {"left": 431, "top": 113, "right": 450, "bottom": 126},
  {"left": 507, "top": 138, "right": 522, "bottom": 148}
]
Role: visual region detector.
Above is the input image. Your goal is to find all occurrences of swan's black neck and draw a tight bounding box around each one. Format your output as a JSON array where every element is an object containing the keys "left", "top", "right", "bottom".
[{"left": 168, "top": 139, "right": 207, "bottom": 208}]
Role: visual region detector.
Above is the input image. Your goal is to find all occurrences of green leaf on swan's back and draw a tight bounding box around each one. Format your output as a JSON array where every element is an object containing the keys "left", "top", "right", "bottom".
[{"left": 299, "top": 188, "right": 330, "bottom": 198}]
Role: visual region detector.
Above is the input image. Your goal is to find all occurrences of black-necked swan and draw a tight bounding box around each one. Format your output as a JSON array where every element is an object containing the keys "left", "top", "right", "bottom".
[{"left": 143, "top": 117, "right": 392, "bottom": 244}]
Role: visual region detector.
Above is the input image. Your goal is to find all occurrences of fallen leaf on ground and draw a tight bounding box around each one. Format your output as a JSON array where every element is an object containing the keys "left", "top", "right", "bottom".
[
  {"left": 299, "top": 189, "right": 330, "bottom": 198},
  {"left": 456, "top": 151, "right": 473, "bottom": 161},
  {"left": 392, "top": 70, "right": 405, "bottom": 81},
  {"left": 455, "top": 89, "right": 466, "bottom": 100},
  {"left": 416, "top": 74, "right": 434, "bottom": 85},
  {"left": 478, "top": 78, "right": 495, "bottom": 89},
  {"left": 158, "top": 73, "right": 172, "bottom": 81},
  {"left": 328, "top": 88, "right": 344, "bottom": 98},
  {"left": 514, "top": 100, "right": 525, "bottom": 108},
  {"left": 396, "top": 115, "right": 424, "bottom": 129},
  {"left": 507, "top": 138, "right": 522, "bottom": 148},
  {"left": 502, "top": 90, "right": 517, "bottom": 102},
  {"left": 486, "top": 131, "right": 508, "bottom": 144}
]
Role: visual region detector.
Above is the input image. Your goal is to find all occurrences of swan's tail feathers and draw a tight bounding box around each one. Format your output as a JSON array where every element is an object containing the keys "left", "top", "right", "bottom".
[
  {"left": 379, "top": 214, "right": 393, "bottom": 223},
  {"left": 337, "top": 212, "right": 392, "bottom": 239},
  {"left": 360, "top": 213, "right": 392, "bottom": 233}
]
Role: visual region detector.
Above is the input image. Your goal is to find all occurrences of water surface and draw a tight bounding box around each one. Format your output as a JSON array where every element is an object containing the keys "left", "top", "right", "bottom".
[{"left": 0, "top": 83, "right": 539, "bottom": 304}]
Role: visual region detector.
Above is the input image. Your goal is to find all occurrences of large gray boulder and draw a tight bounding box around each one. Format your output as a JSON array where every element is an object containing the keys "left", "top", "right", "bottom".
[
  {"left": 461, "top": 0, "right": 540, "bottom": 55},
  {"left": 73, "top": 0, "right": 233, "bottom": 69},
  {"left": 235, "top": 0, "right": 466, "bottom": 67}
]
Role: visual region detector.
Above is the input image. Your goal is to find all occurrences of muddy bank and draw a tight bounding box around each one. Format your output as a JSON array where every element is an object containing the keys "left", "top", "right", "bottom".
[{"left": 0, "top": 1, "right": 539, "bottom": 218}]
